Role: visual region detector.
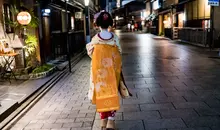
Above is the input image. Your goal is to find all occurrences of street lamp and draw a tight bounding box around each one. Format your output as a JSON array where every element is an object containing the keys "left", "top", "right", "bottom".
[
  {"left": 84, "top": 0, "right": 90, "bottom": 43},
  {"left": 17, "top": 11, "right": 31, "bottom": 36},
  {"left": 84, "top": 0, "right": 89, "bottom": 6},
  {"left": 17, "top": 11, "right": 32, "bottom": 68}
]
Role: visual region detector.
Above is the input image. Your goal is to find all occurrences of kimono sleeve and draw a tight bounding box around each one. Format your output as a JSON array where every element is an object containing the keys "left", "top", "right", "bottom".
[
  {"left": 114, "top": 34, "right": 122, "bottom": 54},
  {"left": 86, "top": 34, "right": 99, "bottom": 58}
]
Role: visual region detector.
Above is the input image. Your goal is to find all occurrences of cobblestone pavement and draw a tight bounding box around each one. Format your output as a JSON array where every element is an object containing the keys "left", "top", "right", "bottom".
[{"left": 10, "top": 33, "right": 220, "bottom": 130}]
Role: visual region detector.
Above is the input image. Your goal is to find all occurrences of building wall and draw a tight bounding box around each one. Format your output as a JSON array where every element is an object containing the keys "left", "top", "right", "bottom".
[
  {"left": 0, "top": 0, "right": 4, "bottom": 38},
  {"left": 159, "top": 15, "right": 163, "bottom": 34},
  {"left": 213, "top": 6, "right": 220, "bottom": 39},
  {"left": 94, "top": 0, "right": 100, "bottom": 10},
  {"left": 0, "top": 0, "right": 2, "bottom": 22},
  {"left": 184, "top": 0, "right": 210, "bottom": 27},
  {"left": 146, "top": 1, "right": 151, "bottom": 16}
]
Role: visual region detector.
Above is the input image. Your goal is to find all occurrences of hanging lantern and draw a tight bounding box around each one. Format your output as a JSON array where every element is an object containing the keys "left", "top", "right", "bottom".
[{"left": 17, "top": 11, "right": 32, "bottom": 25}]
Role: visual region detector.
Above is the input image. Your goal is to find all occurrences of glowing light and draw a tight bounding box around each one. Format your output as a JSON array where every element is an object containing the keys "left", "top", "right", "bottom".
[
  {"left": 116, "top": 16, "right": 119, "bottom": 20},
  {"left": 84, "top": 0, "right": 90, "bottom": 6},
  {"left": 45, "top": 9, "right": 51, "bottom": 13},
  {"left": 17, "top": 12, "right": 31, "bottom": 25}
]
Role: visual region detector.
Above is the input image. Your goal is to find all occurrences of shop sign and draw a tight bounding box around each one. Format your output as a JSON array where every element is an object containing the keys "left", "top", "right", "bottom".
[
  {"left": 208, "top": 0, "right": 219, "bottom": 6},
  {"left": 75, "top": 12, "right": 83, "bottom": 19},
  {"left": 153, "top": 0, "right": 161, "bottom": 10}
]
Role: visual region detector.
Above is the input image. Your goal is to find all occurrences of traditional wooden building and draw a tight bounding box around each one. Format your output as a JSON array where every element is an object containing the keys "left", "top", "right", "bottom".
[
  {"left": 0, "top": 0, "right": 99, "bottom": 70},
  {"left": 38, "top": 0, "right": 99, "bottom": 62},
  {"left": 146, "top": 0, "right": 220, "bottom": 47},
  {"left": 112, "top": 1, "right": 145, "bottom": 27}
]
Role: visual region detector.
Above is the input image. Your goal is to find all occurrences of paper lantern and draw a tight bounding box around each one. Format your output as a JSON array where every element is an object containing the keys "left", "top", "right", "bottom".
[{"left": 17, "top": 11, "right": 31, "bottom": 25}]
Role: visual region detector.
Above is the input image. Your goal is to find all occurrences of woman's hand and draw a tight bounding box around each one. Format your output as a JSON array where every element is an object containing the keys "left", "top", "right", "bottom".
[
  {"left": 86, "top": 43, "right": 94, "bottom": 57},
  {"left": 88, "top": 47, "right": 94, "bottom": 55}
]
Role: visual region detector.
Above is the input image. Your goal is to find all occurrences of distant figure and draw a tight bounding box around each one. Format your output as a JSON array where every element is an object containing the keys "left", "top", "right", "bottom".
[
  {"left": 134, "top": 23, "right": 138, "bottom": 31},
  {"left": 131, "top": 24, "right": 134, "bottom": 32},
  {"left": 127, "top": 23, "right": 131, "bottom": 32},
  {"left": 139, "top": 22, "right": 142, "bottom": 31}
]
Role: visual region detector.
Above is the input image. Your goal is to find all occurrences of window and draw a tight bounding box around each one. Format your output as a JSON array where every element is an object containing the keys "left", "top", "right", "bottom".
[
  {"left": 204, "top": 0, "right": 210, "bottom": 18},
  {"left": 198, "top": 0, "right": 205, "bottom": 19},
  {"left": 163, "top": 14, "right": 171, "bottom": 28},
  {"left": 153, "top": 0, "right": 160, "bottom": 10},
  {"left": 2, "top": 4, "right": 14, "bottom": 33},
  {"left": 178, "top": 13, "right": 184, "bottom": 27},
  {"left": 186, "top": 2, "right": 192, "bottom": 20},
  {"left": 185, "top": 0, "right": 210, "bottom": 21},
  {"left": 193, "top": 0, "right": 198, "bottom": 19},
  {"left": 71, "top": 16, "right": 74, "bottom": 30}
]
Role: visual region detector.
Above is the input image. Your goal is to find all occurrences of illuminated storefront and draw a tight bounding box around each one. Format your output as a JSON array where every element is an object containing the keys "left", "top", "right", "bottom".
[
  {"left": 163, "top": 14, "right": 171, "bottom": 29},
  {"left": 177, "top": 13, "right": 185, "bottom": 28},
  {"left": 184, "top": 0, "right": 211, "bottom": 28}
]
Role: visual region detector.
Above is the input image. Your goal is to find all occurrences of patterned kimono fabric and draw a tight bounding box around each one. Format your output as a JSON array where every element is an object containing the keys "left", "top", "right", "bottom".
[{"left": 91, "top": 44, "right": 122, "bottom": 117}]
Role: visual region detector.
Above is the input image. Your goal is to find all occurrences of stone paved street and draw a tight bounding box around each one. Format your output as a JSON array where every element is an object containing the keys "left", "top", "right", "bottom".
[{"left": 10, "top": 32, "right": 220, "bottom": 130}]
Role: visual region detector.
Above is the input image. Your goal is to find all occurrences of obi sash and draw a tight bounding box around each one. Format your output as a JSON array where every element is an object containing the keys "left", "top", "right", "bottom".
[{"left": 92, "top": 44, "right": 122, "bottom": 112}]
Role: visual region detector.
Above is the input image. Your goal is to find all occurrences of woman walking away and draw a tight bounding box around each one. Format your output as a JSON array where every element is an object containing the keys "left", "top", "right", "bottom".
[{"left": 86, "top": 11, "right": 131, "bottom": 130}]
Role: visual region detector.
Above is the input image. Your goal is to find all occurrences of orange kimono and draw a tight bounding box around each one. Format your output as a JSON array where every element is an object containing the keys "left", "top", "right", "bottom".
[{"left": 91, "top": 44, "right": 122, "bottom": 112}]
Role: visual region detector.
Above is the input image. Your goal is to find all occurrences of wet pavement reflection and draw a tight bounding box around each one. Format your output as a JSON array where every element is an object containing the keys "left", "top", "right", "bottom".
[
  {"left": 111, "top": 31, "right": 220, "bottom": 130},
  {"left": 10, "top": 31, "right": 220, "bottom": 130}
]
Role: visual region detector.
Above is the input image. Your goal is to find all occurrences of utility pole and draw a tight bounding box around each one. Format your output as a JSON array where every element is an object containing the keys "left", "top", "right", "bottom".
[
  {"left": 210, "top": 6, "right": 214, "bottom": 50},
  {"left": 85, "top": 0, "right": 90, "bottom": 43},
  {"left": 171, "top": 4, "right": 174, "bottom": 40},
  {"left": 65, "top": 0, "right": 71, "bottom": 72}
]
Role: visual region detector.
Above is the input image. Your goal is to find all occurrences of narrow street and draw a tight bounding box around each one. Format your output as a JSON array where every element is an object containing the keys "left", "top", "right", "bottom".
[{"left": 10, "top": 32, "right": 220, "bottom": 130}]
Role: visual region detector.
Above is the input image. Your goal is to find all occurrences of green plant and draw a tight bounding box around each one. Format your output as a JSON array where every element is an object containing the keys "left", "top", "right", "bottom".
[
  {"left": 24, "top": 33, "right": 39, "bottom": 67},
  {"left": 32, "top": 64, "right": 54, "bottom": 74},
  {"left": 3, "top": 4, "right": 39, "bottom": 39},
  {"left": 25, "top": 34, "right": 37, "bottom": 52}
]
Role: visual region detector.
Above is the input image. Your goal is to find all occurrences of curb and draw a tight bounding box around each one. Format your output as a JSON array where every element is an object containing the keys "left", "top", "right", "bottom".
[
  {"left": 176, "top": 40, "right": 208, "bottom": 48},
  {"left": 153, "top": 36, "right": 171, "bottom": 41},
  {"left": 15, "top": 67, "right": 57, "bottom": 80}
]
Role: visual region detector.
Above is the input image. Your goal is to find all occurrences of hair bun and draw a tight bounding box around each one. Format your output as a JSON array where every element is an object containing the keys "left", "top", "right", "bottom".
[{"left": 96, "top": 12, "right": 113, "bottom": 29}]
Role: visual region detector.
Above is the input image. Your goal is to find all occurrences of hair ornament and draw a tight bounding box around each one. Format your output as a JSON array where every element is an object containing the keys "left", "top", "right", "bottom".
[{"left": 103, "top": 14, "right": 108, "bottom": 20}]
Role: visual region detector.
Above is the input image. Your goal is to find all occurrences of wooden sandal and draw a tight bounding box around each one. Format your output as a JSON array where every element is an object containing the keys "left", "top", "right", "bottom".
[
  {"left": 106, "top": 120, "right": 116, "bottom": 130},
  {"left": 101, "top": 119, "right": 108, "bottom": 130}
]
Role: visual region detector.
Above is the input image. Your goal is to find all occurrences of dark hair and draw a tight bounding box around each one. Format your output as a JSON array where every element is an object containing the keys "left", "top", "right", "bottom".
[{"left": 96, "top": 12, "right": 113, "bottom": 29}]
